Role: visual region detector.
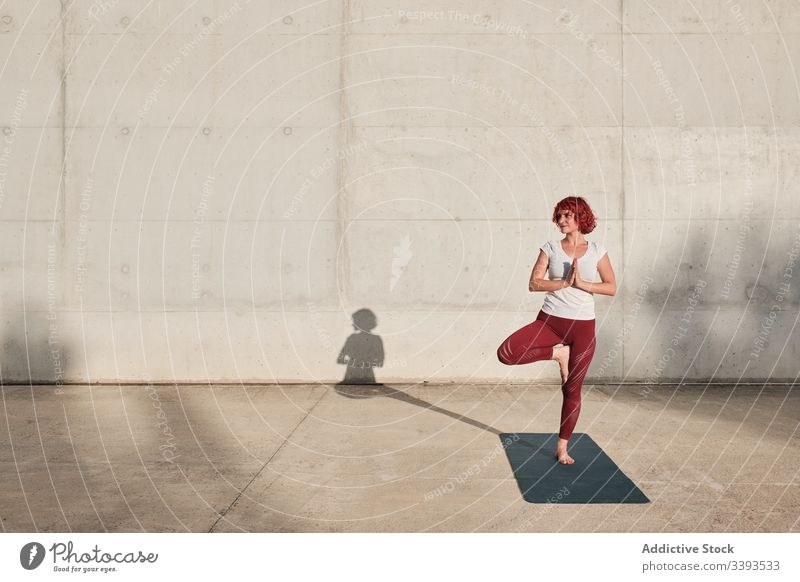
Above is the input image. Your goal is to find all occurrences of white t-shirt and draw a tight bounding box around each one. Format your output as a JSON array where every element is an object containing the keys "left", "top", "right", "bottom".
[{"left": 538, "top": 239, "right": 607, "bottom": 320}]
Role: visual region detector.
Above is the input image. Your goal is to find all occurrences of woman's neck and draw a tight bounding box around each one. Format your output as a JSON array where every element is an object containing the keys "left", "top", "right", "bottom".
[{"left": 564, "top": 232, "right": 585, "bottom": 246}]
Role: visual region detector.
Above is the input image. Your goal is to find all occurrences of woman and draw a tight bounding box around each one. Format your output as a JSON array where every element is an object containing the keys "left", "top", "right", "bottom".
[{"left": 497, "top": 196, "right": 616, "bottom": 464}]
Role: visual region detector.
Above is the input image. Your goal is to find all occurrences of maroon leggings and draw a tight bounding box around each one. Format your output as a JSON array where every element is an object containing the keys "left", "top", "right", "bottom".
[{"left": 496, "top": 309, "right": 596, "bottom": 440}]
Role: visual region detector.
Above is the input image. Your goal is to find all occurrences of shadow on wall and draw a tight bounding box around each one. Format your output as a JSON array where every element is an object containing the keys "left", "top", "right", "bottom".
[
  {"left": 621, "top": 208, "right": 797, "bottom": 384},
  {"left": 334, "top": 307, "right": 503, "bottom": 436},
  {"left": 0, "top": 301, "right": 69, "bottom": 387},
  {"left": 335, "top": 307, "right": 384, "bottom": 385}
]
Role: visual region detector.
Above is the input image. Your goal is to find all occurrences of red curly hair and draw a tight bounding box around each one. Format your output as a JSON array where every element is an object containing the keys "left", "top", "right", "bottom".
[{"left": 551, "top": 196, "right": 597, "bottom": 234}]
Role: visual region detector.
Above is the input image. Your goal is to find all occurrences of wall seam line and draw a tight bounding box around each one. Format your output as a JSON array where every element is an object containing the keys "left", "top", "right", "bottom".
[
  {"left": 620, "top": 0, "right": 625, "bottom": 381},
  {"left": 336, "top": 1, "right": 351, "bottom": 305}
]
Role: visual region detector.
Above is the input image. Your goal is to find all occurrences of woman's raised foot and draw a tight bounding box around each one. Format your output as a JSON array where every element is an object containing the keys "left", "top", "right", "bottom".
[{"left": 552, "top": 345, "right": 570, "bottom": 385}]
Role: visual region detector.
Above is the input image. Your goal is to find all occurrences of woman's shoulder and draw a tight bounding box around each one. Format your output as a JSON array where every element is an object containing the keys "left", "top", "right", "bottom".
[
  {"left": 591, "top": 239, "right": 608, "bottom": 257},
  {"left": 539, "top": 240, "right": 554, "bottom": 254}
]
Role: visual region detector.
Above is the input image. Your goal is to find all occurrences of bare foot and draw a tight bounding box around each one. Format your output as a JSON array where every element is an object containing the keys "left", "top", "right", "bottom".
[
  {"left": 552, "top": 345, "right": 570, "bottom": 385},
  {"left": 554, "top": 438, "right": 574, "bottom": 464}
]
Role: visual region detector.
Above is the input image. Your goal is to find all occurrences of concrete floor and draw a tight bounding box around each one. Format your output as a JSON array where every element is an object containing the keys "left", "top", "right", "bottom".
[{"left": 0, "top": 382, "right": 797, "bottom": 532}]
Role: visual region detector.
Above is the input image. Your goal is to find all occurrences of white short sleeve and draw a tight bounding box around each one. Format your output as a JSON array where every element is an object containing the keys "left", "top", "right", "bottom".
[
  {"left": 595, "top": 241, "right": 607, "bottom": 258},
  {"left": 539, "top": 241, "right": 551, "bottom": 257}
]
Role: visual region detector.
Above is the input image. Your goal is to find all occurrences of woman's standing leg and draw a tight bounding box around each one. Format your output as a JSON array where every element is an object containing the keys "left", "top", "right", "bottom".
[
  {"left": 555, "top": 318, "right": 596, "bottom": 463},
  {"left": 497, "top": 315, "right": 564, "bottom": 366}
]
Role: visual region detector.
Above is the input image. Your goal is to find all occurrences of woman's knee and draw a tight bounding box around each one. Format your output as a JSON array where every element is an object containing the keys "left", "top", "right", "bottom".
[{"left": 497, "top": 342, "right": 513, "bottom": 365}]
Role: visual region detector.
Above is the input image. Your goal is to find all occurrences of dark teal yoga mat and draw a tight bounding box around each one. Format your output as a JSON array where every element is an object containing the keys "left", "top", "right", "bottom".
[{"left": 500, "top": 433, "right": 649, "bottom": 504}]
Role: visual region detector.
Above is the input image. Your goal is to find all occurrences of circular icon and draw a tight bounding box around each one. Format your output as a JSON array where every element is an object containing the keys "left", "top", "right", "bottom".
[{"left": 20, "top": 542, "right": 46, "bottom": 570}]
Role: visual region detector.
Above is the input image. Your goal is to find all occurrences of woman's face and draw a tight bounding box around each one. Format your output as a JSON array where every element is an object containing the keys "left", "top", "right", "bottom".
[{"left": 555, "top": 209, "right": 580, "bottom": 234}]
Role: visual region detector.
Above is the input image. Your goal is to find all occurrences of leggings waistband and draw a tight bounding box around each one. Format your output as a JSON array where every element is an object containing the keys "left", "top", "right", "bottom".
[{"left": 537, "top": 309, "right": 595, "bottom": 324}]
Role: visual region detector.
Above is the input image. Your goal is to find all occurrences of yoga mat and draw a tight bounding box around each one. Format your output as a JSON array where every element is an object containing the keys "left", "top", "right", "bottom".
[{"left": 500, "top": 432, "right": 649, "bottom": 504}]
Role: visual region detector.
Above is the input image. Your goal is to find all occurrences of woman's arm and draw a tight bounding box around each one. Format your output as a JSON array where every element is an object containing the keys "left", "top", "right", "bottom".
[
  {"left": 575, "top": 253, "right": 616, "bottom": 296},
  {"left": 529, "top": 249, "right": 569, "bottom": 292}
]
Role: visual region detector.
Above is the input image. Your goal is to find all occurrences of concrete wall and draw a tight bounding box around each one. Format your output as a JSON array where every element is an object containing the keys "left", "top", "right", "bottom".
[{"left": 1, "top": 1, "right": 798, "bottom": 384}]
